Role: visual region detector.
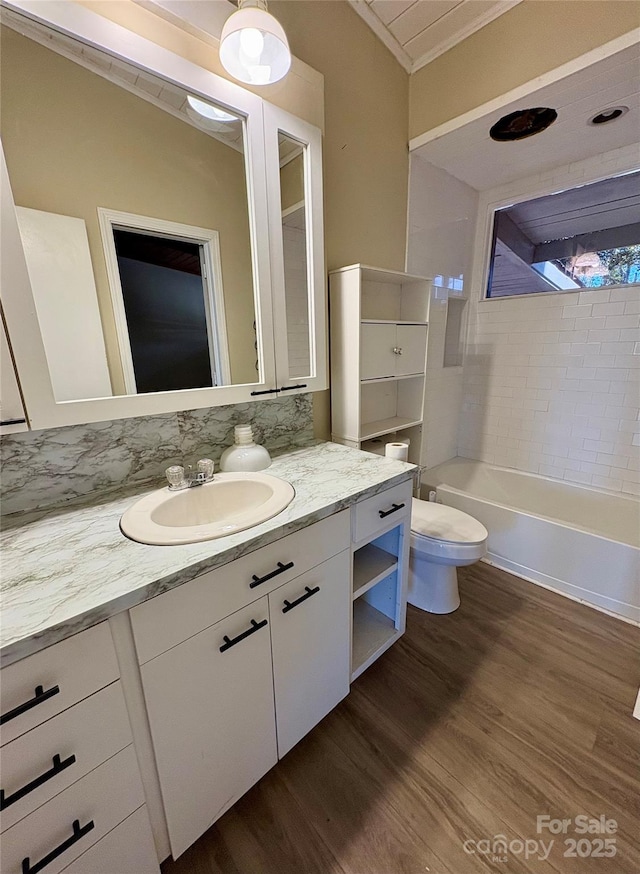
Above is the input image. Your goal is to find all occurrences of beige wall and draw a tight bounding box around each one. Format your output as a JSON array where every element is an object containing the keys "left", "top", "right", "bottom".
[
  {"left": 410, "top": 0, "right": 640, "bottom": 140},
  {"left": 1, "top": 27, "right": 257, "bottom": 391},
  {"left": 271, "top": 0, "right": 410, "bottom": 437}
]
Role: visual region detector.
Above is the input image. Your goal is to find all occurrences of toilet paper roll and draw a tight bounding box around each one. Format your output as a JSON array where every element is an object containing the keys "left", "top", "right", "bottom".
[{"left": 385, "top": 442, "right": 409, "bottom": 462}]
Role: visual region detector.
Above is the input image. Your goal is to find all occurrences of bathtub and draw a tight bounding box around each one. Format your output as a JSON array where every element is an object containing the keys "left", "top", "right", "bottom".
[{"left": 422, "top": 458, "right": 640, "bottom": 624}]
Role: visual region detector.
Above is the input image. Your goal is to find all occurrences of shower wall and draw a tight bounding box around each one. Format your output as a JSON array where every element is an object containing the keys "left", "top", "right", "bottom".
[
  {"left": 459, "top": 145, "right": 639, "bottom": 495},
  {"left": 406, "top": 155, "right": 478, "bottom": 471}
]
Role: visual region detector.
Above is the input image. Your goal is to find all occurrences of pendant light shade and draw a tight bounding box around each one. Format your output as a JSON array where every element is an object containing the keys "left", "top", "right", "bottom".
[{"left": 220, "top": 0, "right": 291, "bottom": 86}]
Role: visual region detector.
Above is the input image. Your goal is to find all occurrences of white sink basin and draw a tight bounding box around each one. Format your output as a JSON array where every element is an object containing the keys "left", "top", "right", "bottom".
[{"left": 121, "top": 472, "right": 295, "bottom": 545}]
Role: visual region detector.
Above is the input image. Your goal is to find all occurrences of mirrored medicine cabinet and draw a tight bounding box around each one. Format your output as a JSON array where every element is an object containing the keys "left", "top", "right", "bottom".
[{"left": 0, "top": 0, "right": 326, "bottom": 431}]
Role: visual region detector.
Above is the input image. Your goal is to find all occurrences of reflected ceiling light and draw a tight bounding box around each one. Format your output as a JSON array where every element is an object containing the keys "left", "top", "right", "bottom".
[
  {"left": 186, "top": 95, "right": 238, "bottom": 131},
  {"left": 187, "top": 95, "right": 237, "bottom": 121},
  {"left": 219, "top": 0, "right": 291, "bottom": 86}
]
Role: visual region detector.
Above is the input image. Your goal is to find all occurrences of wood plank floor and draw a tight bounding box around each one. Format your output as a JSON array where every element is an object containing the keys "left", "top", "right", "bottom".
[{"left": 162, "top": 563, "right": 640, "bottom": 873}]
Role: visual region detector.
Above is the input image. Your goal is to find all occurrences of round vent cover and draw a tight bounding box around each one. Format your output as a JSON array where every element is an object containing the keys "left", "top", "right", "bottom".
[{"left": 490, "top": 107, "right": 558, "bottom": 142}]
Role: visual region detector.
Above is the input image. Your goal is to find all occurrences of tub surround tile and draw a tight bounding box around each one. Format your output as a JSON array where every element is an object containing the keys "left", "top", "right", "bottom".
[
  {"left": 0, "top": 395, "right": 314, "bottom": 517},
  {"left": 0, "top": 442, "right": 415, "bottom": 667}
]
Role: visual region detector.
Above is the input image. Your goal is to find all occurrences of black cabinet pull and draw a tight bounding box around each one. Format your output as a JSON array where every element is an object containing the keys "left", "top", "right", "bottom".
[
  {"left": 0, "top": 684, "right": 60, "bottom": 726},
  {"left": 22, "top": 818, "right": 94, "bottom": 874},
  {"left": 1, "top": 418, "right": 27, "bottom": 426},
  {"left": 378, "top": 502, "right": 405, "bottom": 519},
  {"left": 250, "top": 388, "right": 279, "bottom": 396},
  {"left": 249, "top": 561, "right": 294, "bottom": 589},
  {"left": 282, "top": 586, "right": 320, "bottom": 614},
  {"left": 1, "top": 753, "right": 76, "bottom": 810},
  {"left": 279, "top": 384, "right": 307, "bottom": 391},
  {"left": 220, "top": 618, "right": 268, "bottom": 653}
]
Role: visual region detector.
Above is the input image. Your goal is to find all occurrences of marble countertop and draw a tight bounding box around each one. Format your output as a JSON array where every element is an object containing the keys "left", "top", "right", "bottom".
[{"left": 1, "top": 442, "right": 415, "bottom": 667}]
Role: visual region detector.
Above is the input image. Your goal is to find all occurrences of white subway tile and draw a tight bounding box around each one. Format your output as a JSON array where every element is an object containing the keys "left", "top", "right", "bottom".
[
  {"left": 591, "top": 301, "right": 625, "bottom": 317},
  {"left": 588, "top": 329, "right": 621, "bottom": 342},
  {"left": 568, "top": 448, "right": 597, "bottom": 462},
  {"left": 578, "top": 289, "right": 610, "bottom": 305},
  {"left": 605, "top": 315, "right": 640, "bottom": 329},
  {"left": 591, "top": 474, "right": 624, "bottom": 491}
]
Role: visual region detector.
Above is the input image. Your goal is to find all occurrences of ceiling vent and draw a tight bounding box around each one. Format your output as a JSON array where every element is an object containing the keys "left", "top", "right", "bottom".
[
  {"left": 490, "top": 107, "right": 558, "bottom": 142},
  {"left": 589, "top": 106, "right": 629, "bottom": 125}
]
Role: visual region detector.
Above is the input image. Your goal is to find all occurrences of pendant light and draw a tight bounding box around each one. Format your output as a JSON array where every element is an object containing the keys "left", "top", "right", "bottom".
[{"left": 220, "top": 0, "right": 291, "bottom": 86}]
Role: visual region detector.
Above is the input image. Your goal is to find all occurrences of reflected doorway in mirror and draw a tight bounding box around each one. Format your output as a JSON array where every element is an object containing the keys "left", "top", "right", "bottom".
[{"left": 98, "top": 210, "right": 231, "bottom": 394}]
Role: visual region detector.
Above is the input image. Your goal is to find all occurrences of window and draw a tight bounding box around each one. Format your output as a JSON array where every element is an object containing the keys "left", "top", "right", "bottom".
[{"left": 486, "top": 170, "right": 640, "bottom": 298}]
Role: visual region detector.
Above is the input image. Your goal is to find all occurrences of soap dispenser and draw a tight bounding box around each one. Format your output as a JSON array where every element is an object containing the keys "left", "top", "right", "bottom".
[{"left": 219, "top": 424, "right": 271, "bottom": 472}]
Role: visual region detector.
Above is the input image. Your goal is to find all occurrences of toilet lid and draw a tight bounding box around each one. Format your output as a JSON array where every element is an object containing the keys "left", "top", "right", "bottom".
[{"left": 411, "top": 498, "right": 488, "bottom": 544}]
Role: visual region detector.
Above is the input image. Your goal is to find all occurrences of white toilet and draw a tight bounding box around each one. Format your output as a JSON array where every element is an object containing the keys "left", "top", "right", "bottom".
[{"left": 408, "top": 498, "right": 488, "bottom": 614}]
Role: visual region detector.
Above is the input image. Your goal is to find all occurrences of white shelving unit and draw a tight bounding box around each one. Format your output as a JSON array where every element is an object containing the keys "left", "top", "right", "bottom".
[{"left": 329, "top": 264, "right": 431, "bottom": 466}]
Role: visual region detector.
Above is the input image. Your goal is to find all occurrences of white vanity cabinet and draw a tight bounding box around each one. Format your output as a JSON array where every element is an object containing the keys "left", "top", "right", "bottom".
[
  {"left": 0, "top": 624, "right": 159, "bottom": 874},
  {"left": 268, "top": 550, "right": 351, "bottom": 757},
  {"left": 140, "top": 599, "right": 278, "bottom": 859},
  {"left": 130, "top": 511, "right": 352, "bottom": 859}
]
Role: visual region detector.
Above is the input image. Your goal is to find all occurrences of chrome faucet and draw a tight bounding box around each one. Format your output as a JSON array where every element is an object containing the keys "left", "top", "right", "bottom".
[{"left": 165, "top": 459, "right": 215, "bottom": 490}]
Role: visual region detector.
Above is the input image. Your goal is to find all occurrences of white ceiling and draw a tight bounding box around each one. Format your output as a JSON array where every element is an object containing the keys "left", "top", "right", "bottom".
[
  {"left": 413, "top": 41, "right": 640, "bottom": 191},
  {"left": 348, "top": 0, "right": 522, "bottom": 73}
]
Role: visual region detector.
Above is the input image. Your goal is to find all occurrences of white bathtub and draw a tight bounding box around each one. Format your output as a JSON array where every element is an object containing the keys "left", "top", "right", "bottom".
[{"left": 423, "top": 458, "right": 640, "bottom": 624}]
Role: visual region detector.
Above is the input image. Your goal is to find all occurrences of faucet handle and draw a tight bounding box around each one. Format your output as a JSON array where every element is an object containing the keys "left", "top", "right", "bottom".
[
  {"left": 197, "top": 458, "right": 215, "bottom": 479},
  {"left": 165, "top": 465, "right": 185, "bottom": 489}
]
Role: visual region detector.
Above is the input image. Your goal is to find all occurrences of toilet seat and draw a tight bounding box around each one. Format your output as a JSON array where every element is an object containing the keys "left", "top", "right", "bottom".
[{"left": 411, "top": 498, "right": 487, "bottom": 545}]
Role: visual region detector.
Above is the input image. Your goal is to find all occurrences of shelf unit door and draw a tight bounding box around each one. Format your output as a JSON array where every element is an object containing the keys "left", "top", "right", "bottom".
[
  {"left": 395, "top": 325, "right": 427, "bottom": 376},
  {"left": 269, "top": 551, "right": 351, "bottom": 758},
  {"left": 140, "top": 599, "right": 277, "bottom": 859},
  {"left": 360, "top": 324, "right": 396, "bottom": 380}
]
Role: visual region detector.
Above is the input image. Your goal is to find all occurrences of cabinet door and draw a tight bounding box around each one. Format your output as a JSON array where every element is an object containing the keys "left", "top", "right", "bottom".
[
  {"left": 395, "top": 324, "right": 427, "bottom": 376},
  {"left": 140, "top": 599, "right": 277, "bottom": 859},
  {"left": 269, "top": 551, "right": 351, "bottom": 758},
  {"left": 360, "top": 324, "right": 396, "bottom": 380}
]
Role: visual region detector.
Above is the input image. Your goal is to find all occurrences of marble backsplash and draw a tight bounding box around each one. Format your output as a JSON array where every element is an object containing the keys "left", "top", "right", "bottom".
[{"left": 1, "top": 395, "right": 314, "bottom": 517}]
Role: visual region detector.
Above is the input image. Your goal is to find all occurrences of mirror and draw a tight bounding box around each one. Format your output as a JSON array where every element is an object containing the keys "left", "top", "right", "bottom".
[
  {"left": 0, "top": 17, "right": 260, "bottom": 401},
  {"left": 278, "top": 133, "right": 312, "bottom": 379}
]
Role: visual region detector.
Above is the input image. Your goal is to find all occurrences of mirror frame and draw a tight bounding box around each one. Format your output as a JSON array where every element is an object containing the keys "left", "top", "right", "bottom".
[
  {"left": 263, "top": 104, "right": 327, "bottom": 394},
  {"left": 0, "top": 0, "right": 277, "bottom": 430}
]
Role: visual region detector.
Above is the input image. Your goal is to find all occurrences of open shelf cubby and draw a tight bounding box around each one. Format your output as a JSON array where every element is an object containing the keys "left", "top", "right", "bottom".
[
  {"left": 360, "top": 376, "right": 423, "bottom": 441},
  {"left": 360, "top": 424, "right": 422, "bottom": 465},
  {"left": 360, "top": 268, "right": 429, "bottom": 323},
  {"left": 351, "top": 524, "right": 404, "bottom": 680},
  {"left": 352, "top": 599, "right": 399, "bottom": 679},
  {"left": 353, "top": 543, "right": 398, "bottom": 600}
]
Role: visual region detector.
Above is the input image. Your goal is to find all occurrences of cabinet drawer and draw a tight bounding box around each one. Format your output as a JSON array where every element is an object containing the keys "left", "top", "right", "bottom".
[
  {"left": 0, "top": 624, "right": 119, "bottom": 746},
  {"left": 0, "top": 745, "right": 145, "bottom": 874},
  {"left": 353, "top": 481, "right": 412, "bottom": 545},
  {"left": 141, "top": 598, "right": 277, "bottom": 858},
  {"left": 60, "top": 807, "right": 158, "bottom": 874},
  {"left": 269, "top": 550, "right": 351, "bottom": 757},
  {"left": 132, "top": 509, "right": 350, "bottom": 663},
  {"left": 1, "top": 683, "right": 132, "bottom": 832}
]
